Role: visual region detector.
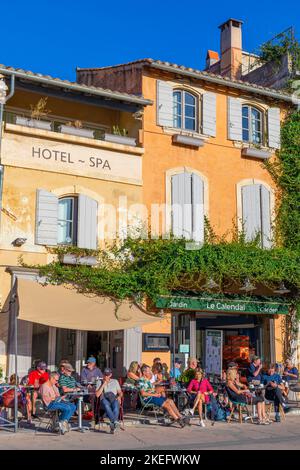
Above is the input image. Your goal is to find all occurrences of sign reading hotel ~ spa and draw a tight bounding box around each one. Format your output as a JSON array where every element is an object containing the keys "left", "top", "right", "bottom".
[
  {"left": 1, "top": 132, "right": 142, "bottom": 185},
  {"left": 156, "top": 296, "right": 290, "bottom": 315}
]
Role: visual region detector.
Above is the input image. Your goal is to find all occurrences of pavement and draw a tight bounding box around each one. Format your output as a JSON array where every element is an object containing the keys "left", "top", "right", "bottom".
[{"left": 0, "top": 415, "right": 300, "bottom": 450}]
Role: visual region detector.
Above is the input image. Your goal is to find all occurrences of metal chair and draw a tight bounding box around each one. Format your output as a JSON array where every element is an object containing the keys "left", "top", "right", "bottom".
[
  {"left": 35, "top": 406, "right": 61, "bottom": 434},
  {"left": 138, "top": 393, "right": 162, "bottom": 420}
]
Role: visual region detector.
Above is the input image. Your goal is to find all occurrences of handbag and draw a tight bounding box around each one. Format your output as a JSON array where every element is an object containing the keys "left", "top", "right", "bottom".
[{"left": 103, "top": 392, "right": 117, "bottom": 404}]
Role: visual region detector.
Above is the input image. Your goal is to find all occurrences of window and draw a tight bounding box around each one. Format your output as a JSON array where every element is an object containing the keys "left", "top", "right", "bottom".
[
  {"left": 58, "top": 196, "right": 78, "bottom": 245},
  {"left": 242, "top": 105, "right": 263, "bottom": 144},
  {"left": 173, "top": 90, "right": 197, "bottom": 131},
  {"left": 143, "top": 333, "right": 171, "bottom": 352},
  {"left": 241, "top": 184, "right": 271, "bottom": 248}
]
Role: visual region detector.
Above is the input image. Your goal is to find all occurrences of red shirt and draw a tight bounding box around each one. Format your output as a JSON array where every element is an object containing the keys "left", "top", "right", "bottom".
[
  {"left": 28, "top": 370, "right": 49, "bottom": 388},
  {"left": 187, "top": 378, "right": 213, "bottom": 403}
]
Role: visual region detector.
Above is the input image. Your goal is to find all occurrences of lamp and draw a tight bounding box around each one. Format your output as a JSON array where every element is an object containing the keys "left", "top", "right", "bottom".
[
  {"left": 273, "top": 282, "right": 291, "bottom": 294},
  {"left": 239, "top": 278, "right": 256, "bottom": 292},
  {"left": 202, "top": 277, "right": 218, "bottom": 290},
  {"left": 12, "top": 237, "right": 27, "bottom": 247}
]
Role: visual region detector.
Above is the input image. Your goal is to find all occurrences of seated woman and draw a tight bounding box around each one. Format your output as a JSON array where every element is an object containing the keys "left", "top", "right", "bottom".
[
  {"left": 124, "top": 361, "right": 141, "bottom": 386},
  {"left": 226, "top": 367, "right": 268, "bottom": 425},
  {"left": 187, "top": 369, "right": 214, "bottom": 427},
  {"left": 1, "top": 374, "right": 30, "bottom": 421}
]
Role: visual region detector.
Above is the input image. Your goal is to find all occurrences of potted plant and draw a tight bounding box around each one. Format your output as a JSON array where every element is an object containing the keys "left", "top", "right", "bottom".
[
  {"left": 104, "top": 125, "right": 136, "bottom": 146},
  {"left": 16, "top": 97, "right": 52, "bottom": 130},
  {"left": 58, "top": 120, "right": 95, "bottom": 138}
]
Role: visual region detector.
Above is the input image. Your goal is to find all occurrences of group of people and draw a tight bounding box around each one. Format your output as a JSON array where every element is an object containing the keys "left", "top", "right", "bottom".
[{"left": 2, "top": 355, "right": 298, "bottom": 433}]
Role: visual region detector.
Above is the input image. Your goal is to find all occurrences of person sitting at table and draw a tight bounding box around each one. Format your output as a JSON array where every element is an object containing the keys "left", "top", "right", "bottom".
[
  {"left": 152, "top": 362, "right": 165, "bottom": 384},
  {"left": 124, "top": 361, "right": 141, "bottom": 386},
  {"left": 138, "top": 364, "right": 187, "bottom": 428},
  {"left": 95, "top": 368, "right": 123, "bottom": 434},
  {"left": 246, "top": 356, "right": 263, "bottom": 384},
  {"left": 187, "top": 369, "right": 214, "bottom": 427},
  {"left": 28, "top": 361, "right": 49, "bottom": 417},
  {"left": 263, "top": 364, "right": 291, "bottom": 422},
  {"left": 226, "top": 367, "right": 268, "bottom": 425},
  {"left": 170, "top": 358, "right": 183, "bottom": 380},
  {"left": 40, "top": 371, "right": 76, "bottom": 435},
  {"left": 283, "top": 359, "right": 299, "bottom": 382},
  {"left": 81, "top": 357, "right": 103, "bottom": 384},
  {"left": 162, "top": 363, "right": 170, "bottom": 380},
  {"left": 180, "top": 357, "right": 198, "bottom": 384},
  {"left": 58, "top": 363, "right": 81, "bottom": 394},
  {"left": 1, "top": 374, "right": 29, "bottom": 421}
]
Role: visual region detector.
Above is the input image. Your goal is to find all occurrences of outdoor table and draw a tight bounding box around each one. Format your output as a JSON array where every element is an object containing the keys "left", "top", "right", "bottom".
[
  {"left": 65, "top": 390, "right": 93, "bottom": 433},
  {"left": 164, "top": 388, "right": 189, "bottom": 411}
]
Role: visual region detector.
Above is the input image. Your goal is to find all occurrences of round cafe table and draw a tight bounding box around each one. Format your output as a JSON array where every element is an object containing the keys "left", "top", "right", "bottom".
[{"left": 65, "top": 390, "right": 94, "bottom": 433}]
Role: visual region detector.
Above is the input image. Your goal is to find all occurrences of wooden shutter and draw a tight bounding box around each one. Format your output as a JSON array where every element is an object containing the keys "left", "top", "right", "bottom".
[
  {"left": 77, "top": 195, "right": 98, "bottom": 249},
  {"left": 260, "top": 185, "right": 272, "bottom": 248},
  {"left": 268, "top": 107, "right": 281, "bottom": 149},
  {"left": 157, "top": 80, "right": 173, "bottom": 127},
  {"left": 242, "top": 184, "right": 261, "bottom": 242},
  {"left": 171, "top": 173, "right": 185, "bottom": 238},
  {"left": 191, "top": 174, "right": 204, "bottom": 242},
  {"left": 202, "top": 92, "right": 216, "bottom": 137},
  {"left": 228, "top": 97, "right": 242, "bottom": 141},
  {"left": 183, "top": 173, "right": 192, "bottom": 239},
  {"left": 35, "top": 189, "right": 58, "bottom": 246}
]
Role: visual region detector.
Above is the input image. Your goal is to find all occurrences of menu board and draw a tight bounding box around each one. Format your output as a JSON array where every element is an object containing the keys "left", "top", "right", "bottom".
[{"left": 205, "top": 330, "right": 223, "bottom": 376}]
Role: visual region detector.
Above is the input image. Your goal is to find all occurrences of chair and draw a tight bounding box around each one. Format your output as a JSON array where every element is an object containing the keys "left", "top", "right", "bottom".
[
  {"left": 227, "top": 401, "right": 253, "bottom": 424},
  {"left": 265, "top": 400, "right": 285, "bottom": 421},
  {"left": 138, "top": 393, "right": 162, "bottom": 420},
  {"left": 35, "top": 407, "right": 61, "bottom": 434}
]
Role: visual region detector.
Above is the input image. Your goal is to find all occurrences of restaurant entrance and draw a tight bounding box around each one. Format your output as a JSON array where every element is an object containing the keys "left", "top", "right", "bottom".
[{"left": 86, "top": 330, "right": 124, "bottom": 377}]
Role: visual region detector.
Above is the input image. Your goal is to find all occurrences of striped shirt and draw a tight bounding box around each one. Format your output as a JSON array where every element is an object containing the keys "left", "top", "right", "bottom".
[{"left": 58, "top": 373, "right": 77, "bottom": 391}]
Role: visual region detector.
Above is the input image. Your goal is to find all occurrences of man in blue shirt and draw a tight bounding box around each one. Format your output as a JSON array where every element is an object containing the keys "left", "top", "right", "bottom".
[
  {"left": 263, "top": 364, "right": 291, "bottom": 422},
  {"left": 283, "top": 359, "right": 299, "bottom": 382},
  {"left": 170, "top": 358, "right": 183, "bottom": 380},
  {"left": 247, "top": 356, "right": 263, "bottom": 383}
]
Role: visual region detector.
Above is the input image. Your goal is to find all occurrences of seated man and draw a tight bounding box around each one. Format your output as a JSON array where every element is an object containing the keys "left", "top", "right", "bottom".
[
  {"left": 40, "top": 372, "right": 76, "bottom": 434},
  {"left": 283, "top": 359, "right": 299, "bottom": 382},
  {"left": 138, "top": 364, "right": 187, "bottom": 427},
  {"left": 81, "top": 357, "right": 103, "bottom": 384},
  {"left": 246, "top": 356, "right": 263, "bottom": 383},
  {"left": 169, "top": 358, "right": 182, "bottom": 380},
  {"left": 28, "top": 361, "right": 49, "bottom": 417},
  {"left": 95, "top": 368, "right": 123, "bottom": 434},
  {"left": 263, "top": 363, "right": 291, "bottom": 422},
  {"left": 58, "top": 363, "right": 81, "bottom": 394}
]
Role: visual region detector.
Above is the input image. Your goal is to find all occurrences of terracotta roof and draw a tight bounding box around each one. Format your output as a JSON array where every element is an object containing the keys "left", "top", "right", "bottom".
[
  {"left": 0, "top": 63, "right": 152, "bottom": 106},
  {"left": 206, "top": 50, "right": 220, "bottom": 61}
]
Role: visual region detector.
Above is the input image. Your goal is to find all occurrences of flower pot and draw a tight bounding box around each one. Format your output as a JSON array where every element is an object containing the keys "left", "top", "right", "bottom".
[
  {"left": 15, "top": 116, "right": 52, "bottom": 131},
  {"left": 62, "top": 254, "right": 98, "bottom": 266},
  {"left": 104, "top": 133, "right": 136, "bottom": 146},
  {"left": 58, "top": 125, "right": 94, "bottom": 139}
]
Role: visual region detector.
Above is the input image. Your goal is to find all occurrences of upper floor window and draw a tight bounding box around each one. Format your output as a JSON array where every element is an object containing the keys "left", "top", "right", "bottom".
[
  {"left": 58, "top": 196, "right": 78, "bottom": 245},
  {"left": 173, "top": 90, "right": 197, "bottom": 131},
  {"left": 242, "top": 105, "right": 263, "bottom": 144},
  {"left": 241, "top": 183, "right": 271, "bottom": 248}
]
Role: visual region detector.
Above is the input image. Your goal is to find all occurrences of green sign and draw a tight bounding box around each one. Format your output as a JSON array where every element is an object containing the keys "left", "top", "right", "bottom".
[{"left": 156, "top": 295, "right": 289, "bottom": 315}]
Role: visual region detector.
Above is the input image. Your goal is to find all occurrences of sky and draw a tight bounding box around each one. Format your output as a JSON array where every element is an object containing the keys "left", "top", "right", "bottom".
[{"left": 1, "top": 0, "right": 300, "bottom": 82}]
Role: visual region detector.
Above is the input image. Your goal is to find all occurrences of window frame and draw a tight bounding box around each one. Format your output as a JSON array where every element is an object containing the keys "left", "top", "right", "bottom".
[
  {"left": 173, "top": 89, "right": 198, "bottom": 132},
  {"left": 242, "top": 104, "right": 264, "bottom": 145},
  {"left": 57, "top": 196, "right": 78, "bottom": 246}
]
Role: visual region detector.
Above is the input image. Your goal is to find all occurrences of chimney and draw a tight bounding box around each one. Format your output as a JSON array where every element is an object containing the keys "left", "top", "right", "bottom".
[{"left": 219, "top": 18, "right": 243, "bottom": 79}]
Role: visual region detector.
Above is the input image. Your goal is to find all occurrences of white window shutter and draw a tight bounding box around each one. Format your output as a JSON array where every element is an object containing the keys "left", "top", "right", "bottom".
[
  {"left": 268, "top": 107, "right": 281, "bottom": 149},
  {"left": 183, "top": 173, "right": 192, "bottom": 239},
  {"left": 171, "top": 173, "right": 185, "bottom": 238},
  {"left": 157, "top": 80, "right": 173, "bottom": 127},
  {"left": 202, "top": 92, "right": 216, "bottom": 137},
  {"left": 191, "top": 174, "right": 204, "bottom": 243},
  {"left": 228, "top": 97, "right": 242, "bottom": 141},
  {"left": 77, "top": 195, "right": 98, "bottom": 249},
  {"left": 260, "top": 185, "right": 272, "bottom": 248},
  {"left": 35, "top": 189, "right": 58, "bottom": 246},
  {"left": 242, "top": 184, "right": 261, "bottom": 243}
]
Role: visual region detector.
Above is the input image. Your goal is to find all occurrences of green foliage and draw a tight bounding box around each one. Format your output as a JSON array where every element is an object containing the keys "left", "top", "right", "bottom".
[
  {"left": 180, "top": 368, "right": 196, "bottom": 383},
  {"left": 257, "top": 32, "right": 300, "bottom": 71}
]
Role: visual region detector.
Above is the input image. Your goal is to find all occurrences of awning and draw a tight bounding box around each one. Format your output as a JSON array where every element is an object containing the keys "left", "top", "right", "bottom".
[{"left": 17, "top": 279, "right": 158, "bottom": 331}]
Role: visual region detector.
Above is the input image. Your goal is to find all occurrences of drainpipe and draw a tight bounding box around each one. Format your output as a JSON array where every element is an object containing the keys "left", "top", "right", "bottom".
[{"left": 0, "top": 74, "right": 15, "bottom": 223}]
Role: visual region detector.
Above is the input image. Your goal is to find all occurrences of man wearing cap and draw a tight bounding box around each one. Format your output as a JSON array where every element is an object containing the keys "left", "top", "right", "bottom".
[
  {"left": 58, "top": 363, "right": 81, "bottom": 394},
  {"left": 95, "top": 368, "right": 123, "bottom": 434},
  {"left": 28, "top": 361, "right": 49, "bottom": 417},
  {"left": 81, "top": 357, "right": 103, "bottom": 384},
  {"left": 170, "top": 358, "right": 182, "bottom": 380}
]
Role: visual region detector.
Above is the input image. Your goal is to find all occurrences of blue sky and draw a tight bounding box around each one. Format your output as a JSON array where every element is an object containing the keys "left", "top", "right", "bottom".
[{"left": 1, "top": 0, "right": 300, "bottom": 81}]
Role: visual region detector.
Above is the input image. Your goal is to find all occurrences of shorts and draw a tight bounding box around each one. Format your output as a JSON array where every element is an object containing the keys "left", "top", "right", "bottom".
[
  {"left": 246, "top": 395, "right": 264, "bottom": 405},
  {"left": 144, "top": 396, "right": 167, "bottom": 407}
]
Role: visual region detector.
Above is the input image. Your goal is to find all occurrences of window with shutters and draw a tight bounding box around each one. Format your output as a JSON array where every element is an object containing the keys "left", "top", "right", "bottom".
[
  {"left": 171, "top": 172, "right": 204, "bottom": 242},
  {"left": 173, "top": 90, "right": 197, "bottom": 131},
  {"left": 58, "top": 196, "right": 78, "bottom": 245},
  {"left": 242, "top": 105, "right": 263, "bottom": 144},
  {"left": 241, "top": 184, "right": 272, "bottom": 248}
]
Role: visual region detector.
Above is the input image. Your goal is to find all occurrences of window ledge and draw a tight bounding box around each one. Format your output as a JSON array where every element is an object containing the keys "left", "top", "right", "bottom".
[
  {"left": 172, "top": 133, "right": 205, "bottom": 148},
  {"left": 241, "top": 146, "right": 272, "bottom": 160}
]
